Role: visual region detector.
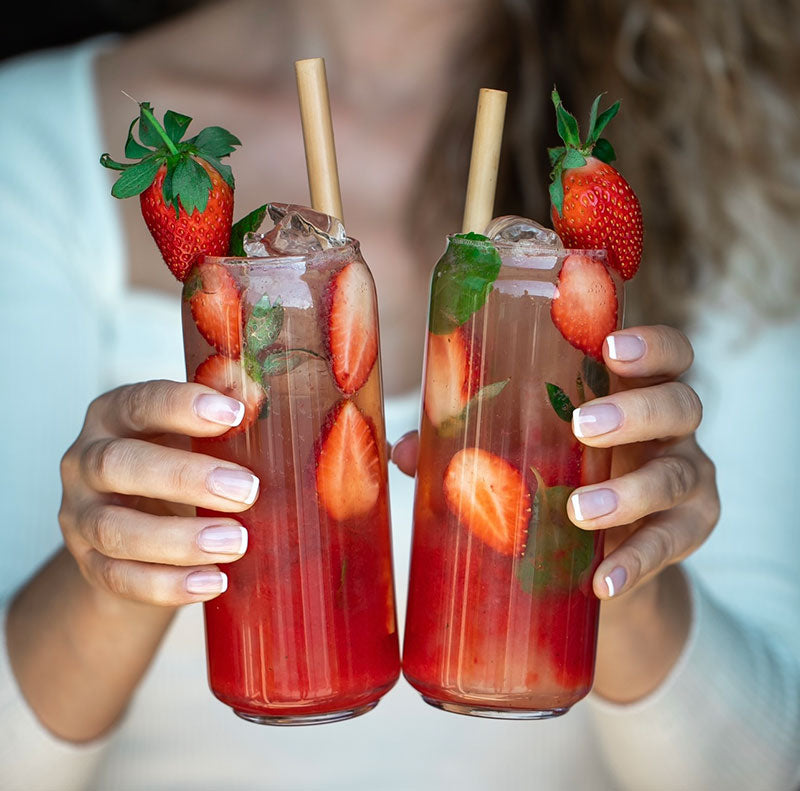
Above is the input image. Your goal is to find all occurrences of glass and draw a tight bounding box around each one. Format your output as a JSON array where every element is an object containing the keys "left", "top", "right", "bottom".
[
  {"left": 403, "top": 234, "right": 623, "bottom": 719},
  {"left": 182, "top": 242, "right": 400, "bottom": 725}
]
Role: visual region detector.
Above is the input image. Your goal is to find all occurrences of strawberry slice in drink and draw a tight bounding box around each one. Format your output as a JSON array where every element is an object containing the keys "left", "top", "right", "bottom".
[
  {"left": 316, "top": 400, "right": 381, "bottom": 521},
  {"left": 184, "top": 260, "right": 243, "bottom": 358},
  {"left": 423, "top": 328, "right": 480, "bottom": 428},
  {"left": 550, "top": 253, "right": 617, "bottom": 361},
  {"left": 325, "top": 262, "right": 378, "bottom": 395},
  {"left": 443, "top": 448, "right": 531, "bottom": 556},
  {"left": 194, "top": 354, "right": 265, "bottom": 438}
]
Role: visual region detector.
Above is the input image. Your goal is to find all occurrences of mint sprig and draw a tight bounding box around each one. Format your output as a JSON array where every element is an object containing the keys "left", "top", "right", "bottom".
[
  {"left": 549, "top": 88, "right": 620, "bottom": 217},
  {"left": 429, "top": 232, "right": 502, "bottom": 334},
  {"left": 100, "top": 101, "right": 241, "bottom": 216}
]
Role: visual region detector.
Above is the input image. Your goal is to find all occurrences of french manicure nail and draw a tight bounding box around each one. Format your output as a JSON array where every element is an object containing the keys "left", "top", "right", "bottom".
[
  {"left": 573, "top": 403, "right": 623, "bottom": 438},
  {"left": 207, "top": 468, "right": 259, "bottom": 504},
  {"left": 197, "top": 525, "right": 248, "bottom": 555},
  {"left": 571, "top": 488, "right": 618, "bottom": 521},
  {"left": 606, "top": 334, "right": 645, "bottom": 362},
  {"left": 186, "top": 570, "right": 228, "bottom": 594},
  {"left": 194, "top": 394, "right": 245, "bottom": 427},
  {"left": 604, "top": 566, "right": 628, "bottom": 598}
]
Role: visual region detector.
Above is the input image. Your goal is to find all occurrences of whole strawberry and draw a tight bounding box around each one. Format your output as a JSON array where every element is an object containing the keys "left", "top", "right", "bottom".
[
  {"left": 548, "top": 89, "right": 643, "bottom": 281},
  {"left": 101, "top": 102, "right": 240, "bottom": 281}
]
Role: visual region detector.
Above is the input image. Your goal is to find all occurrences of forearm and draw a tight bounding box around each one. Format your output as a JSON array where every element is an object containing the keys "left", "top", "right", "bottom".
[
  {"left": 6, "top": 546, "right": 175, "bottom": 742},
  {"left": 593, "top": 564, "right": 691, "bottom": 702}
]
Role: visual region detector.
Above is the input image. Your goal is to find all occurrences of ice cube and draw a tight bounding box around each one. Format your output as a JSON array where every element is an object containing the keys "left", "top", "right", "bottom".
[
  {"left": 485, "top": 215, "right": 563, "bottom": 248},
  {"left": 244, "top": 203, "right": 347, "bottom": 256}
]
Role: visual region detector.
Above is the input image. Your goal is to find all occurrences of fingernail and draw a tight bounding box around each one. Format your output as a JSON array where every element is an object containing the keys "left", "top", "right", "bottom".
[
  {"left": 186, "top": 570, "right": 228, "bottom": 594},
  {"left": 606, "top": 334, "right": 645, "bottom": 362},
  {"left": 573, "top": 403, "right": 623, "bottom": 438},
  {"left": 604, "top": 566, "right": 627, "bottom": 598},
  {"left": 194, "top": 394, "right": 245, "bottom": 427},
  {"left": 197, "top": 525, "right": 248, "bottom": 555},
  {"left": 207, "top": 468, "right": 259, "bottom": 504},
  {"left": 571, "top": 488, "right": 618, "bottom": 521}
]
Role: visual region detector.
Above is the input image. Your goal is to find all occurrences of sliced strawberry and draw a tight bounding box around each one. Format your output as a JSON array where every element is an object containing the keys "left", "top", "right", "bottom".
[
  {"left": 443, "top": 448, "right": 531, "bottom": 556},
  {"left": 194, "top": 354, "right": 265, "bottom": 438},
  {"left": 325, "top": 262, "right": 378, "bottom": 395},
  {"left": 423, "top": 328, "right": 480, "bottom": 427},
  {"left": 551, "top": 253, "right": 618, "bottom": 361},
  {"left": 185, "top": 260, "right": 242, "bottom": 358},
  {"left": 316, "top": 401, "right": 381, "bottom": 521}
]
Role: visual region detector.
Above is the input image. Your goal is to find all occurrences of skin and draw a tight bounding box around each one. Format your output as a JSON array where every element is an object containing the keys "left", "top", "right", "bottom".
[{"left": 6, "top": 0, "right": 719, "bottom": 741}]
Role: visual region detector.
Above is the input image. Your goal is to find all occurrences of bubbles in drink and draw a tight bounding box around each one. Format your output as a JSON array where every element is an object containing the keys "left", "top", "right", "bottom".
[
  {"left": 485, "top": 215, "right": 563, "bottom": 248},
  {"left": 243, "top": 203, "right": 348, "bottom": 256}
]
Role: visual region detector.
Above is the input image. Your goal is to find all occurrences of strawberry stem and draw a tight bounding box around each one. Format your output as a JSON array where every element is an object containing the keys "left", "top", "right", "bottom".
[{"left": 138, "top": 103, "right": 179, "bottom": 156}]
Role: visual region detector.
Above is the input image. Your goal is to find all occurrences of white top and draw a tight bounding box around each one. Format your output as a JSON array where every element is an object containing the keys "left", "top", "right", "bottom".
[{"left": 1, "top": 39, "right": 799, "bottom": 791}]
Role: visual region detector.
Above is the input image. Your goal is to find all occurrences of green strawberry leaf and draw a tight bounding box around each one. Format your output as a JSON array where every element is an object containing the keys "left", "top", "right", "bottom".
[
  {"left": 171, "top": 156, "right": 212, "bottom": 215},
  {"left": 516, "top": 468, "right": 594, "bottom": 593},
  {"left": 230, "top": 204, "right": 268, "bottom": 256},
  {"left": 110, "top": 158, "right": 161, "bottom": 199},
  {"left": 244, "top": 350, "right": 264, "bottom": 386},
  {"left": 582, "top": 356, "right": 610, "bottom": 398},
  {"left": 192, "top": 126, "right": 242, "bottom": 158},
  {"left": 438, "top": 378, "right": 509, "bottom": 438},
  {"left": 549, "top": 161, "right": 565, "bottom": 217},
  {"left": 592, "top": 138, "right": 617, "bottom": 164},
  {"left": 562, "top": 149, "right": 587, "bottom": 169},
  {"left": 586, "top": 93, "right": 603, "bottom": 143},
  {"left": 137, "top": 102, "right": 166, "bottom": 149},
  {"left": 429, "top": 233, "right": 502, "bottom": 334},
  {"left": 194, "top": 152, "right": 234, "bottom": 190},
  {"left": 546, "top": 382, "right": 575, "bottom": 422},
  {"left": 586, "top": 101, "right": 620, "bottom": 146},
  {"left": 261, "top": 348, "right": 324, "bottom": 377},
  {"left": 245, "top": 296, "right": 284, "bottom": 355},
  {"left": 99, "top": 153, "right": 131, "bottom": 171},
  {"left": 124, "top": 117, "right": 153, "bottom": 159},
  {"left": 548, "top": 146, "right": 566, "bottom": 167},
  {"left": 164, "top": 110, "right": 192, "bottom": 145},
  {"left": 552, "top": 88, "right": 581, "bottom": 148}
]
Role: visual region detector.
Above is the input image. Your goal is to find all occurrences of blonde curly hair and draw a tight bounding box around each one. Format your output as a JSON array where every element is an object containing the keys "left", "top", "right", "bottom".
[{"left": 410, "top": 0, "right": 800, "bottom": 329}]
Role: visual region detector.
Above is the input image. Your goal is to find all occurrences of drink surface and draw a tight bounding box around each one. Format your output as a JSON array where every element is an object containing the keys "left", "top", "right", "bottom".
[
  {"left": 182, "top": 245, "right": 400, "bottom": 721},
  {"left": 403, "top": 237, "right": 622, "bottom": 716}
]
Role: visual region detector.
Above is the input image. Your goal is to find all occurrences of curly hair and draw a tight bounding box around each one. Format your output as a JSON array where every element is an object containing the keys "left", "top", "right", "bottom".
[{"left": 409, "top": 0, "right": 800, "bottom": 329}]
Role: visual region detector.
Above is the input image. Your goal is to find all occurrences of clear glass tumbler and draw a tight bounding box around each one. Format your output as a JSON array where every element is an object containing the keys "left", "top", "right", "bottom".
[
  {"left": 182, "top": 241, "right": 400, "bottom": 725},
  {"left": 403, "top": 231, "right": 622, "bottom": 719}
]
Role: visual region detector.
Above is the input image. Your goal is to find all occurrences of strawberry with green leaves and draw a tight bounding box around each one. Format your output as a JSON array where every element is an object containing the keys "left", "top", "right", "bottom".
[
  {"left": 548, "top": 89, "right": 643, "bottom": 281},
  {"left": 101, "top": 101, "right": 241, "bottom": 282}
]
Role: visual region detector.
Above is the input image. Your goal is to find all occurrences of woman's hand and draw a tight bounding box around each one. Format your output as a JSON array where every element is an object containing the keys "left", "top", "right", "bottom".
[
  {"left": 59, "top": 379, "right": 258, "bottom": 606},
  {"left": 391, "top": 324, "right": 720, "bottom": 602}
]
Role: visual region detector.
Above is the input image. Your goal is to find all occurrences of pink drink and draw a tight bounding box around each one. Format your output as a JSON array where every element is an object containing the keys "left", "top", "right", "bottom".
[
  {"left": 182, "top": 240, "right": 400, "bottom": 725},
  {"left": 403, "top": 232, "right": 621, "bottom": 718}
]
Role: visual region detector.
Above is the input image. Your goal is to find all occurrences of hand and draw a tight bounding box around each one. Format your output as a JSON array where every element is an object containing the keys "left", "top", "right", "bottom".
[
  {"left": 390, "top": 325, "right": 720, "bottom": 601},
  {"left": 59, "top": 380, "right": 259, "bottom": 606}
]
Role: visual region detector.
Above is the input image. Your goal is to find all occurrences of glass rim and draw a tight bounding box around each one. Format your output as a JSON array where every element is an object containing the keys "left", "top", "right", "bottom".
[
  {"left": 201, "top": 237, "right": 361, "bottom": 268},
  {"left": 445, "top": 233, "right": 608, "bottom": 258}
]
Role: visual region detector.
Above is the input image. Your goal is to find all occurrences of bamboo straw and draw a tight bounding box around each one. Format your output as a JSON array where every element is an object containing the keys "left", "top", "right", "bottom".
[
  {"left": 294, "top": 57, "right": 345, "bottom": 221},
  {"left": 461, "top": 88, "right": 508, "bottom": 234}
]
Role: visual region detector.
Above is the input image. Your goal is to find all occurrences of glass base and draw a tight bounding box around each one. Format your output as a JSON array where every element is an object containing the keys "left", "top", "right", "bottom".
[
  {"left": 421, "top": 695, "right": 569, "bottom": 721},
  {"left": 233, "top": 700, "right": 378, "bottom": 727}
]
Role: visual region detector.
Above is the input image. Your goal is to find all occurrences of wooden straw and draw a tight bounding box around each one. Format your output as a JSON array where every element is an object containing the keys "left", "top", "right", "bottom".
[
  {"left": 294, "top": 57, "right": 345, "bottom": 222},
  {"left": 461, "top": 88, "right": 508, "bottom": 234}
]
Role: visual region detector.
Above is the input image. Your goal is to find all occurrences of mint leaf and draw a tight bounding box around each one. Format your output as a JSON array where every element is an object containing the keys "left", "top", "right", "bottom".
[
  {"left": 164, "top": 111, "right": 192, "bottom": 145},
  {"left": 429, "top": 233, "right": 502, "bottom": 334},
  {"left": 229, "top": 205, "right": 268, "bottom": 256},
  {"left": 438, "top": 378, "right": 509, "bottom": 438},
  {"left": 261, "top": 348, "right": 323, "bottom": 377},
  {"left": 582, "top": 356, "right": 610, "bottom": 398},
  {"left": 516, "top": 469, "right": 595, "bottom": 593},
  {"left": 245, "top": 296, "right": 284, "bottom": 355},
  {"left": 546, "top": 382, "right": 575, "bottom": 422},
  {"left": 110, "top": 158, "right": 161, "bottom": 199}
]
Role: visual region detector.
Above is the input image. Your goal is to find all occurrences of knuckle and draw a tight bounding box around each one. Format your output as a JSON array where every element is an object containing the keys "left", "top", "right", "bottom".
[
  {"left": 97, "top": 555, "right": 126, "bottom": 595},
  {"left": 84, "top": 439, "right": 127, "bottom": 488},
  {"left": 167, "top": 456, "right": 201, "bottom": 498},
  {"left": 669, "top": 382, "right": 703, "bottom": 430},
  {"left": 88, "top": 506, "right": 126, "bottom": 557},
  {"left": 658, "top": 455, "right": 697, "bottom": 504},
  {"left": 122, "top": 383, "right": 157, "bottom": 434}
]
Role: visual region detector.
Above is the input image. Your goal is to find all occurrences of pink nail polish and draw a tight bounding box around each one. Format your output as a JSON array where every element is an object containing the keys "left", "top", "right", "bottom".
[
  {"left": 194, "top": 394, "right": 245, "bottom": 427},
  {"left": 571, "top": 488, "right": 618, "bottom": 521},
  {"left": 606, "top": 334, "right": 645, "bottom": 362},
  {"left": 186, "top": 570, "right": 228, "bottom": 594},
  {"left": 573, "top": 403, "right": 623, "bottom": 438},
  {"left": 604, "top": 566, "right": 627, "bottom": 597},
  {"left": 197, "top": 525, "right": 248, "bottom": 555},
  {"left": 207, "top": 468, "right": 259, "bottom": 504}
]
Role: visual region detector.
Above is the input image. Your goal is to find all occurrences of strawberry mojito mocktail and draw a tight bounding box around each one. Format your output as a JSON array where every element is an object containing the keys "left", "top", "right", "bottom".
[
  {"left": 183, "top": 227, "right": 400, "bottom": 724},
  {"left": 403, "top": 228, "right": 622, "bottom": 718}
]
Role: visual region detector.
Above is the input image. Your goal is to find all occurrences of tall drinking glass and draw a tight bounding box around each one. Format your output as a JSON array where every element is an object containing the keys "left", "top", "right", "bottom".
[
  {"left": 403, "top": 224, "right": 622, "bottom": 719},
  {"left": 182, "top": 234, "right": 400, "bottom": 725}
]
